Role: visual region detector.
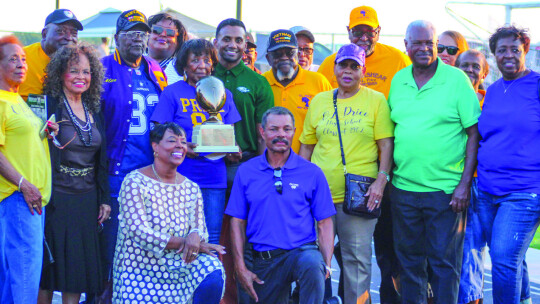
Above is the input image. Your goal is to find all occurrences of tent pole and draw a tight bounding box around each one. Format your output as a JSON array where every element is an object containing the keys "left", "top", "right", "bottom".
[
  {"left": 56, "top": 0, "right": 59, "bottom": 9},
  {"left": 236, "top": 0, "right": 242, "bottom": 20}
]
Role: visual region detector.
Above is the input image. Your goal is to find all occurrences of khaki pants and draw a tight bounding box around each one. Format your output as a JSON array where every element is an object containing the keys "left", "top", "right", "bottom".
[{"left": 333, "top": 203, "right": 378, "bottom": 304}]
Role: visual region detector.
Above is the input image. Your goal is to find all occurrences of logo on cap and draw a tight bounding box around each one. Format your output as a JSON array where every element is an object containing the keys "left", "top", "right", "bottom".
[
  {"left": 361, "top": 11, "right": 366, "bottom": 17},
  {"left": 272, "top": 32, "right": 292, "bottom": 44},
  {"left": 64, "top": 10, "right": 74, "bottom": 18}
]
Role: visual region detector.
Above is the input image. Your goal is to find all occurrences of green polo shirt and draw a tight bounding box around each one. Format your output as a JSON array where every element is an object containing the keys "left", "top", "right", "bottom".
[
  {"left": 388, "top": 58, "right": 480, "bottom": 193},
  {"left": 215, "top": 61, "right": 274, "bottom": 153}
]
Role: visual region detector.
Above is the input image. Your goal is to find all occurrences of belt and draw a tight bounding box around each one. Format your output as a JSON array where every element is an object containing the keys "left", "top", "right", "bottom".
[
  {"left": 59, "top": 165, "right": 94, "bottom": 177},
  {"left": 254, "top": 242, "right": 317, "bottom": 260}
]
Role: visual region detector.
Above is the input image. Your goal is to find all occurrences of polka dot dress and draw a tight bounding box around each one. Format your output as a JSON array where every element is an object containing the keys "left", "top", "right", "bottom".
[{"left": 112, "top": 170, "right": 224, "bottom": 304}]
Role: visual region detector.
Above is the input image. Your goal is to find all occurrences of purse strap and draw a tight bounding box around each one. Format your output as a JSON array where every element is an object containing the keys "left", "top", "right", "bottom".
[{"left": 333, "top": 89, "right": 348, "bottom": 174}]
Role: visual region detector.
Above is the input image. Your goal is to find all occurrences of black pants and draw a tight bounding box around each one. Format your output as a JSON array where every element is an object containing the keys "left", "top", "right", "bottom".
[
  {"left": 390, "top": 185, "right": 466, "bottom": 304},
  {"left": 252, "top": 244, "right": 326, "bottom": 304}
]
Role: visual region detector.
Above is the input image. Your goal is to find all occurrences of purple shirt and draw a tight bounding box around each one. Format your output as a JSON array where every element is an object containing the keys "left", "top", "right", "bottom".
[
  {"left": 225, "top": 150, "right": 336, "bottom": 251},
  {"left": 151, "top": 80, "right": 241, "bottom": 188},
  {"left": 478, "top": 71, "right": 540, "bottom": 195}
]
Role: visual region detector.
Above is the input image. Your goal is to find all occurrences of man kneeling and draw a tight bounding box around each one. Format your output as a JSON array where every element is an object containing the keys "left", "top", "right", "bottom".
[{"left": 226, "top": 107, "right": 335, "bottom": 303}]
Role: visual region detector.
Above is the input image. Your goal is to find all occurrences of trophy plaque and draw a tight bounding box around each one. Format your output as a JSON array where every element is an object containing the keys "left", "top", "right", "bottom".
[{"left": 192, "top": 76, "right": 239, "bottom": 153}]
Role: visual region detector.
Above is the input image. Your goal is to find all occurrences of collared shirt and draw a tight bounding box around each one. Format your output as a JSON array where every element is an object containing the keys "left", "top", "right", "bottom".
[
  {"left": 264, "top": 67, "right": 332, "bottom": 152},
  {"left": 318, "top": 43, "right": 411, "bottom": 99},
  {"left": 214, "top": 61, "right": 274, "bottom": 154},
  {"left": 101, "top": 49, "right": 167, "bottom": 177},
  {"left": 20, "top": 42, "right": 50, "bottom": 101},
  {"left": 388, "top": 57, "right": 480, "bottom": 194},
  {"left": 225, "top": 150, "right": 336, "bottom": 251}
]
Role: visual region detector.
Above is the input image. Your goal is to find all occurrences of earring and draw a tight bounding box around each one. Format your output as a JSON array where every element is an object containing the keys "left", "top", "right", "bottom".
[{"left": 154, "top": 151, "right": 158, "bottom": 157}]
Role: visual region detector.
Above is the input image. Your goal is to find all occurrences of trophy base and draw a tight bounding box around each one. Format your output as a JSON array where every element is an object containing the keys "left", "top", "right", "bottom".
[{"left": 192, "top": 124, "right": 239, "bottom": 153}]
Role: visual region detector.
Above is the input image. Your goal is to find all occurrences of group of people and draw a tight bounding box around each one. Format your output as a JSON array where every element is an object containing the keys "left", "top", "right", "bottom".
[{"left": 0, "top": 4, "right": 538, "bottom": 304}]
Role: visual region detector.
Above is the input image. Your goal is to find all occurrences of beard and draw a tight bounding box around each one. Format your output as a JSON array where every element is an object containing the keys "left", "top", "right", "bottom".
[{"left": 276, "top": 66, "right": 296, "bottom": 81}]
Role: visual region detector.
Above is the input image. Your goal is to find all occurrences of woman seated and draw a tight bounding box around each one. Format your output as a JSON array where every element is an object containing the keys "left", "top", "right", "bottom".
[{"left": 113, "top": 122, "right": 225, "bottom": 304}]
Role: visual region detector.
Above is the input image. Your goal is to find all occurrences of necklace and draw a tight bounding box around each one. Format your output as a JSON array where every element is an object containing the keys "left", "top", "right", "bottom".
[
  {"left": 63, "top": 97, "right": 93, "bottom": 146},
  {"left": 152, "top": 164, "right": 178, "bottom": 184},
  {"left": 502, "top": 79, "right": 517, "bottom": 94}
]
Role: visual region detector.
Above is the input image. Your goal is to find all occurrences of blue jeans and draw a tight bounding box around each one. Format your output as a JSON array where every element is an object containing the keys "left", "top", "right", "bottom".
[
  {"left": 192, "top": 269, "right": 224, "bottom": 304},
  {"left": 0, "top": 191, "right": 45, "bottom": 304},
  {"left": 476, "top": 190, "right": 540, "bottom": 304},
  {"left": 201, "top": 188, "right": 226, "bottom": 245}
]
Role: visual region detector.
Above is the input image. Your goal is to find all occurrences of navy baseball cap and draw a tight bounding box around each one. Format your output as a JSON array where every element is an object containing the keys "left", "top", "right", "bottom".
[
  {"left": 116, "top": 9, "right": 151, "bottom": 33},
  {"left": 335, "top": 44, "right": 366, "bottom": 67},
  {"left": 45, "top": 9, "right": 83, "bottom": 30},
  {"left": 267, "top": 29, "right": 297, "bottom": 52}
]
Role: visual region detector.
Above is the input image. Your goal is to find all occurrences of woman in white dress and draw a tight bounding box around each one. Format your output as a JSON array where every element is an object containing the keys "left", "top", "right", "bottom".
[{"left": 113, "top": 122, "right": 225, "bottom": 304}]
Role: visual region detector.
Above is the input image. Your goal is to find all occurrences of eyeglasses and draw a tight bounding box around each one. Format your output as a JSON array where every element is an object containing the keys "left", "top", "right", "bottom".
[
  {"left": 151, "top": 25, "right": 177, "bottom": 37},
  {"left": 438, "top": 44, "right": 459, "bottom": 55},
  {"left": 49, "top": 119, "right": 77, "bottom": 149},
  {"left": 119, "top": 31, "right": 149, "bottom": 40},
  {"left": 54, "top": 27, "right": 78, "bottom": 38},
  {"left": 337, "top": 61, "right": 362, "bottom": 71},
  {"left": 273, "top": 167, "right": 283, "bottom": 194},
  {"left": 269, "top": 48, "right": 298, "bottom": 59},
  {"left": 350, "top": 28, "right": 379, "bottom": 39},
  {"left": 298, "top": 47, "right": 314, "bottom": 55}
]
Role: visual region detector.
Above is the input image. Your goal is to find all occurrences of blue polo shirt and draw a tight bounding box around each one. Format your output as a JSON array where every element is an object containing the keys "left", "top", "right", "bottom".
[{"left": 225, "top": 150, "right": 336, "bottom": 251}]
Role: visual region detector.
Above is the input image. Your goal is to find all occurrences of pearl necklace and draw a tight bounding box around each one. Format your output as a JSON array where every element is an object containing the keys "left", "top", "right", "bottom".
[{"left": 152, "top": 164, "right": 178, "bottom": 184}]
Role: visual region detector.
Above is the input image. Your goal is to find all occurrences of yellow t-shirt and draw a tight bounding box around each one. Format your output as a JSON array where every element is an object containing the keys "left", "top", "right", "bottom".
[
  {"left": 263, "top": 68, "right": 333, "bottom": 152},
  {"left": 19, "top": 42, "right": 50, "bottom": 101},
  {"left": 317, "top": 43, "right": 411, "bottom": 99},
  {"left": 0, "top": 90, "right": 51, "bottom": 205},
  {"left": 300, "top": 88, "right": 394, "bottom": 203}
]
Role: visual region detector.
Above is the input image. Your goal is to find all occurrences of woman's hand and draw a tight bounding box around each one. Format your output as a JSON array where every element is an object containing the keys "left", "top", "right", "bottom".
[
  {"left": 186, "top": 142, "right": 199, "bottom": 158},
  {"left": 181, "top": 231, "right": 201, "bottom": 263},
  {"left": 365, "top": 177, "right": 387, "bottom": 211},
  {"left": 46, "top": 121, "right": 59, "bottom": 138},
  {"left": 199, "top": 242, "right": 226, "bottom": 257},
  {"left": 20, "top": 179, "right": 42, "bottom": 215},
  {"left": 98, "top": 204, "right": 112, "bottom": 224}
]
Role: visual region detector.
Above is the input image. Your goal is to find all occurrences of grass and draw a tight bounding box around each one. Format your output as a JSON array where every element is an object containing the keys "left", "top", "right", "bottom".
[{"left": 531, "top": 228, "right": 540, "bottom": 250}]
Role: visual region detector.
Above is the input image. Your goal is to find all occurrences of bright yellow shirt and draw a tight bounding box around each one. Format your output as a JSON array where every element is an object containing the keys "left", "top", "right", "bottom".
[
  {"left": 263, "top": 68, "right": 332, "bottom": 152},
  {"left": 19, "top": 42, "right": 50, "bottom": 101},
  {"left": 317, "top": 43, "right": 411, "bottom": 99},
  {"left": 300, "top": 88, "right": 394, "bottom": 203},
  {"left": 0, "top": 90, "right": 51, "bottom": 205}
]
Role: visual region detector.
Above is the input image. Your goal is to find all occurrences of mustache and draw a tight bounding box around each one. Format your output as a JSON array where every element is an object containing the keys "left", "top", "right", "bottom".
[{"left": 272, "top": 138, "right": 289, "bottom": 145}]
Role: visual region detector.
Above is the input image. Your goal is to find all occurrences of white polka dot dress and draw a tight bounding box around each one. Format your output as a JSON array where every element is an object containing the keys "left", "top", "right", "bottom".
[{"left": 112, "top": 170, "right": 224, "bottom": 304}]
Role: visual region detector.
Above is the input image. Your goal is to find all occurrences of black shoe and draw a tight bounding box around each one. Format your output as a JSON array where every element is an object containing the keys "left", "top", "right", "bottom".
[{"left": 324, "top": 295, "right": 342, "bottom": 304}]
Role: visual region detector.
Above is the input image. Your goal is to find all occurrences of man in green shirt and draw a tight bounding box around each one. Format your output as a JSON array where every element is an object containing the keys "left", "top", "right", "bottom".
[
  {"left": 213, "top": 18, "right": 274, "bottom": 304},
  {"left": 387, "top": 20, "right": 480, "bottom": 303}
]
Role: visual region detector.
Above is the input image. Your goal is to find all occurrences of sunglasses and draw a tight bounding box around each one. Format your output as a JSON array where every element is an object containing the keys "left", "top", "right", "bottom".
[
  {"left": 337, "top": 61, "right": 362, "bottom": 71},
  {"left": 438, "top": 44, "right": 459, "bottom": 55},
  {"left": 152, "top": 25, "right": 178, "bottom": 37},
  {"left": 350, "top": 29, "right": 379, "bottom": 39},
  {"left": 273, "top": 167, "right": 283, "bottom": 194},
  {"left": 270, "top": 48, "right": 298, "bottom": 59},
  {"left": 298, "top": 47, "right": 314, "bottom": 55},
  {"left": 119, "top": 31, "right": 149, "bottom": 40}
]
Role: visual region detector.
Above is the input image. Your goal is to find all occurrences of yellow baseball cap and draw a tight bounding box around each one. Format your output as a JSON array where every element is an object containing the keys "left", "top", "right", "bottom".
[{"left": 349, "top": 6, "right": 379, "bottom": 29}]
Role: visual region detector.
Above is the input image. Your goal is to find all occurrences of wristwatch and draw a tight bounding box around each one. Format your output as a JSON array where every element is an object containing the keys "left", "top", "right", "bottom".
[{"left": 378, "top": 170, "right": 391, "bottom": 182}]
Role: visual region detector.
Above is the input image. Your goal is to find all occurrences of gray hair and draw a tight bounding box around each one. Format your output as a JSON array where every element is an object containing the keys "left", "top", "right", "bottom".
[
  {"left": 405, "top": 20, "right": 437, "bottom": 41},
  {"left": 261, "top": 107, "right": 295, "bottom": 129}
]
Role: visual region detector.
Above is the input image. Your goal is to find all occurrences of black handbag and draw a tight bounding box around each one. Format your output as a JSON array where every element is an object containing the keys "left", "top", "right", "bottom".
[{"left": 333, "top": 90, "right": 381, "bottom": 218}]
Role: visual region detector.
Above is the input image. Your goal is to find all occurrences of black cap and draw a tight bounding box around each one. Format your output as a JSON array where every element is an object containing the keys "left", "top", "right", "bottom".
[
  {"left": 267, "top": 29, "right": 297, "bottom": 52},
  {"left": 45, "top": 9, "right": 83, "bottom": 30},
  {"left": 116, "top": 9, "right": 151, "bottom": 33},
  {"left": 246, "top": 32, "right": 257, "bottom": 49}
]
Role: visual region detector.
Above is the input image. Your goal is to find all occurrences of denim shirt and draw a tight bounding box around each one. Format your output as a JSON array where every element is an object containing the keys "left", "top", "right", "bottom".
[{"left": 100, "top": 49, "right": 167, "bottom": 175}]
